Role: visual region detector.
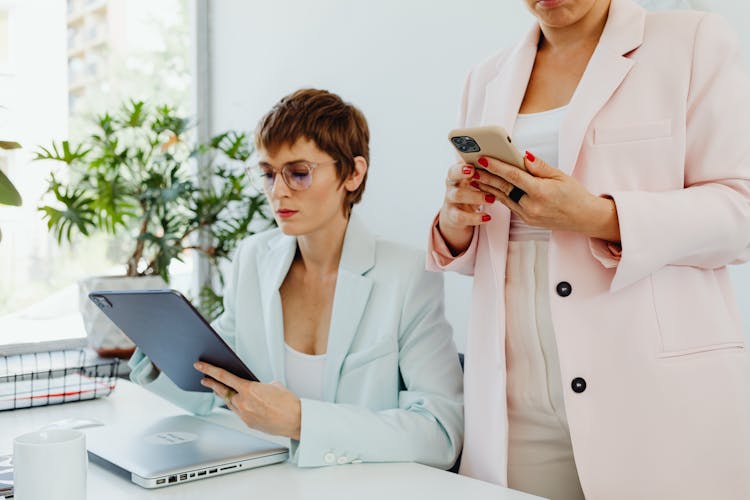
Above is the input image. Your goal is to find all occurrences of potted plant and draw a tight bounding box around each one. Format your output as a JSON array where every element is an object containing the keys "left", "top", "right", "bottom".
[
  {"left": 0, "top": 141, "right": 22, "bottom": 243},
  {"left": 34, "top": 100, "right": 273, "bottom": 357}
]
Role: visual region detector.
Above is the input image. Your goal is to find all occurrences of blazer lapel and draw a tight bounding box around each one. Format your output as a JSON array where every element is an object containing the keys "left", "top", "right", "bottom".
[
  {"left": 558, "top": 0, "right": 645, "bottom": 175},
  {"left": 480, "top": 24, "right": 539, "bottom": 133},
  {"left": 479, "top": 23, "right": 539, "bottom": 279},
  {"left": 323, "top": 215, "right": 374, "bottom": 402},
  {"left": 258, "top": 232, "right": 297, "bottom": 385}
]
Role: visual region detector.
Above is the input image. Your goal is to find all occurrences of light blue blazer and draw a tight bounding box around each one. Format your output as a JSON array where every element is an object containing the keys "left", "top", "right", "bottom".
[{"left": 130, "top": 215, "right": 464, "bottom": 469}]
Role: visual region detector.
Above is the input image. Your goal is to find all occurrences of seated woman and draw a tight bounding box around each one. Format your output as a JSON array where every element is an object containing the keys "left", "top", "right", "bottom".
[{"left": 129, "top": 88, "right": 463, "bottom": 468}]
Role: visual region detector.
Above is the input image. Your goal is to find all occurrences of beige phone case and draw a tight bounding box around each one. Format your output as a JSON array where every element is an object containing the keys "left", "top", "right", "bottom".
[{"left": 448, "top": 125, "right": 526, "bottom": 171}]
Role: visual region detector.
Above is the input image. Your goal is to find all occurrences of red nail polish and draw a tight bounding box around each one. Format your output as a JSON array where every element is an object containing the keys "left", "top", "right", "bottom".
[
  {"left": 485, "top": 194, "right": 495, "bottom": 203},
  {"left": 477, "top": 157, "right": 489, "bottom": 167},
  {"left": 525, "top": 150, "right": 535, "bottom": 162},
  {"left": 472, "top": 171, "right": 481, "bottom": 179},
  {"left": 462, "top": 166, "right": 472, "bottom": 175},
  {"left": 481, "top": 214, "right": 491, "bottom": 222},
  {"left": 470, "top": 181, "right": 479, "bottom": 189}
]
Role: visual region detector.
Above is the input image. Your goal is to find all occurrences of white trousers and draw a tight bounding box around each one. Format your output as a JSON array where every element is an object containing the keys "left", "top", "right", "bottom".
[{"left": 505, "top": 240, "right": 585, "bottom": 500}]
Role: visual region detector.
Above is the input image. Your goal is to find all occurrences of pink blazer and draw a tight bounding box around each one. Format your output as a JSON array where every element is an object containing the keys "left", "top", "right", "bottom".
[{"left": 428, "top": 0, "right": 750, "bottom": 498}]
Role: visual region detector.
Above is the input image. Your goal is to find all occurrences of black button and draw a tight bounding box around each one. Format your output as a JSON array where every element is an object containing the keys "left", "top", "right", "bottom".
[
  {"left": 556, "top": 281, "right": 572, "bottom": 297},
  {"left": 571, "top": 377, "right": 587, "bottom": 393}
]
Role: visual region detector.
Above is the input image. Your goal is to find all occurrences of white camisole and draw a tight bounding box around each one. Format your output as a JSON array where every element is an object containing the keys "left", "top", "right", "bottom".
[
  {"left": 509, "top": 106, "right": 568, "bottom": 241},
  {"left": 284, "top": 342, "right": 326, "bottom": 401}
]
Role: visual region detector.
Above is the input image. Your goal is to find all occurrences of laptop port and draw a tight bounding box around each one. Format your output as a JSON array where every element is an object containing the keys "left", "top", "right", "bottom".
[
  {"left": 220, "top": 465, "right": 237, "bottom": 471},
  {"left": 156, "top": 478, "right": 166, "bottom": 485},
  {"left": 179, "top": 474, "right": 187, "bottom": 481},
  {"left": 189, "top": 473, "right": 195, "bottom": 478},
  {"left": 197, "top": 471, "right": 206, "bottom": 476},
  {"left": 168, "top": 475, "right": 177, "bottom": 484},
  {"left": 209, "top": 468, "right": 218, "bottom": 474}
]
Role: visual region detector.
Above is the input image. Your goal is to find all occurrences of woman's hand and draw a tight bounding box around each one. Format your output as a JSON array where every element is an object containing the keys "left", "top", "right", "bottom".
[
  {"left": 438, "top": 162, "right": 495, "bottom": 255},
  {"left": 194, "top": 361, "right": 302, "bottom": 440},
  {"left": 475, "top": 152, "right": 621, "bottom": 242}
]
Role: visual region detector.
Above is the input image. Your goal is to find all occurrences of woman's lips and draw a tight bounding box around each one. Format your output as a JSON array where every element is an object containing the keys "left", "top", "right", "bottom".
[
  {"left": 276, "top": 209, "right": 298, "bottom": 219},
  {"left": 537, "top": 0, "right": 566, "bottom": 8}
]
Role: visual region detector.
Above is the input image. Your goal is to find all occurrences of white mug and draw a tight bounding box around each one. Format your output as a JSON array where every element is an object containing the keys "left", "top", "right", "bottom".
[{"left": 13, "top": 429, "right": 87, "bottom": 500}]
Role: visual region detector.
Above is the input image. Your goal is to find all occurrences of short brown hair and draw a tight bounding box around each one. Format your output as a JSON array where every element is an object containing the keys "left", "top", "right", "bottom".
[{"left": 255, "top": 89, "right": 370, "bottom": 214}]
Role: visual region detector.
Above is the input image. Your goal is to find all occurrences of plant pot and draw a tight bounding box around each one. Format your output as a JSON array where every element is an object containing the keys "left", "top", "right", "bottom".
[{"left": 78, "top": 275, "right": 167, "bottom": 358}]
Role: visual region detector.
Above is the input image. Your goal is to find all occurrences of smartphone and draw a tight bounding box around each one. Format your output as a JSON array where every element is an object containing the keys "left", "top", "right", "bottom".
[{"left": 448, "top": 125, "right": 526, "bottom": 171}]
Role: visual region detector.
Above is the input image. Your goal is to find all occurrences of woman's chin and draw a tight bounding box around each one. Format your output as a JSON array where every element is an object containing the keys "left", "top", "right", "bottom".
[
  {"left": 277, "top": 222, "right": 297, "bottom": 235},
  {"left": 276, "top": 218, "right": 306, "bottom": 236}
]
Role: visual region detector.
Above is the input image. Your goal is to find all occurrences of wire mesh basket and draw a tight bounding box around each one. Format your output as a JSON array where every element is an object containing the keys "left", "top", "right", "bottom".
[{"left": 0, "top": 349, "right": 119, "bottom": 411}]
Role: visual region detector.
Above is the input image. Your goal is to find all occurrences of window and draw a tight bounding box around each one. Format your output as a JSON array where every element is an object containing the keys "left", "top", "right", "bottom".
[
  {"left": 0, "top": 10, "right": 9, "bottom": 69},
  {"left": 0, "top": 0, "right": 191, "bottom": 349}
]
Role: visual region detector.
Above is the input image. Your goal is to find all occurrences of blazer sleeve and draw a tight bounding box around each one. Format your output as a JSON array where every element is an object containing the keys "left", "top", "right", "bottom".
[
  {"left": 291, "top": 255, "right": 464, "bottom": 469},
  {"left": 596, "top": 13, "right": 750, "bottom": 292},
  {"left": 427, "top": 213, "right": 480, "bottom": 275},
  {"left": 128, "top": 241, "right": 247, "bottom": 414}
]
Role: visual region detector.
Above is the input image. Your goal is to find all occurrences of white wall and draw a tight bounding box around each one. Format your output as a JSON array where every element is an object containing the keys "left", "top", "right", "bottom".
[{"left": 207, "top": 0, "right": 750, "bottom": 350}]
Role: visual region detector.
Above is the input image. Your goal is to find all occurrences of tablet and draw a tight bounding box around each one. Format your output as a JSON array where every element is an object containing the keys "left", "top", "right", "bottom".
[{"left": 89, "top": 289, "right": 258, "bottom": 392}]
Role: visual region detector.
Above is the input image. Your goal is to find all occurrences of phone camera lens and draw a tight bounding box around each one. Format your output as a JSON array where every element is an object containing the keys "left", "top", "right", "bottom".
[
  {"left": 451, "top": 136, "right": 480, "bottom": 154},
  {"left": 91, "top": 295, "right": 112, "bottom": 309}
]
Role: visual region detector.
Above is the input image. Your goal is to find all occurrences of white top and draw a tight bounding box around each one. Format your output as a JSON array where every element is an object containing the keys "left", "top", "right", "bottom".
[
  {"left": 509, "top": 105, "right": 567, "bottom": 241},
  {"left": 284, "top": 342, "right": 327, "bottom": 400}
]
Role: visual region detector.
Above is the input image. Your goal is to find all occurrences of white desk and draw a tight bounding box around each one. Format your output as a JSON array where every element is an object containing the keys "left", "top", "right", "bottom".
[{"left": 0, "top": 380, "right": 543, "bottom": 499}]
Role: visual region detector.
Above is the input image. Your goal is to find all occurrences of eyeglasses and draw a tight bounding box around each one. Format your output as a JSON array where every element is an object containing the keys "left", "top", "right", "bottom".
[{"left": 246, "top": 159, "right": 338, "bottom": 192}]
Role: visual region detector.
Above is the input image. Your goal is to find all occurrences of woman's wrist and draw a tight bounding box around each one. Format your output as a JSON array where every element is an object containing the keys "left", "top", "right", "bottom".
[
  {"left": 289, "top": 398, "right": 302, "bottom": 440},
  {"left": 437, "top": 211, "right": 474, "bottom": 256},
  {"left": 584, "top": 195, "right": 621, "bottom": 243}
]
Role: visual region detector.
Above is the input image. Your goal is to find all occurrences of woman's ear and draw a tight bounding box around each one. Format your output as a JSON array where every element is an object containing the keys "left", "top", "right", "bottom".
[{"left": 344, "top": 156, "right": 368, "bottom": 192}]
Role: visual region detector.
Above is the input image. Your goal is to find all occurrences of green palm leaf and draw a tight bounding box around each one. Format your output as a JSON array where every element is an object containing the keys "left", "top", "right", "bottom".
[
  {"left": 34, "top": 140, "right": 90, "bottom": 164},
  {"left": 0, "top": 169, "right": 21, "bottom": 206},
  {"left": 38, "top": 185, "right": 97, "bottom": 244},
  {"left": 92, "top": 172, "right": 138, "bottom": 232}
]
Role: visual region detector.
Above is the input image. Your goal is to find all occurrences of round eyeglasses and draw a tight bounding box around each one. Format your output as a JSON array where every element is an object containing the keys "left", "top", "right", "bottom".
[{"left": 246, "top": 159, "right": 338, "bottom": 192}]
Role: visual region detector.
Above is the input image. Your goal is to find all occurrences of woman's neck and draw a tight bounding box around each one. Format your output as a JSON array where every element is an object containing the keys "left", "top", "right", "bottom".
[
  {"left": 539, "top": 0, "right": 611, "bottom": 52},
  {"left": 294, "top": 213, "right": 349, "bottom": 275}
]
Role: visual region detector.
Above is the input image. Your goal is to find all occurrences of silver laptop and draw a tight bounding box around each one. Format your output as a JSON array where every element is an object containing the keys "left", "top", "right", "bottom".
[{"left": 85, "top": 415, "right": 289, "bottom": 488}]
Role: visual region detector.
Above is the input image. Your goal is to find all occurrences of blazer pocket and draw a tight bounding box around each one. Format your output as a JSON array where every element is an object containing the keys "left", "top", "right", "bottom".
[
  {"left": 594, "top": 119, "right": 672, "bottom": 145},
  {"left": 651, "top": 266, "right": 746, "bottom": 358},
  {"left": 657, "top": 341, "right": 745, "bottom": 359},
  {"left": 340, "top": 339, "right": 397, "bottom": 375}
]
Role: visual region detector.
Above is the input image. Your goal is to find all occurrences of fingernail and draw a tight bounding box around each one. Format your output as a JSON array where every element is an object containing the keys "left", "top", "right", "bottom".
[
  {"left": 481, "top": 214, "right": 492, "bottom": 222},
  {"left": 462, "top": 166, "right": 472, "bottom": 175},
  {"left": 200, "top": 379, "right": 207, "bottom": 386},
  {"left": 194, "top": 362, "right": 201, "bottom": 369},
  {"left": 477, "top": 157, "right": 489, "bottom": 167},
  {"left": 470, "top": 181, "right": 480, "bottom": 189},
  {"left": 472, "top": 171, "right": 481, "bottom": 179},
  {"left": 525, "top": 150, "right": 535, "bottom": 162},
  {"left": 485, "top": 194, "right": 495, "bottom": 203}
]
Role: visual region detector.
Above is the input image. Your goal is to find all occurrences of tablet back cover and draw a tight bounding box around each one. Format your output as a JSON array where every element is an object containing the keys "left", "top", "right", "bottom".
[{"left": 88, "top": 289, "right": 257, "bottom": 392}]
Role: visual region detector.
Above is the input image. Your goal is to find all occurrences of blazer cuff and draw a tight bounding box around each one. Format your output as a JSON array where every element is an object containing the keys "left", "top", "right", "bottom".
[
  {"left": 427, "top": 214, "right": 478, "bottom": 275},
  {"left": 589, "top": 237, "right": 622, "bottom": 269},
  {"left": 128, "top": 348, "right": 160, "bottom": 385},
  {"left": 294, "top": 398, "right": 362, "bottom": 467},
  {"left": 128, "top": 347, "right": 218, "bottom": 415}
]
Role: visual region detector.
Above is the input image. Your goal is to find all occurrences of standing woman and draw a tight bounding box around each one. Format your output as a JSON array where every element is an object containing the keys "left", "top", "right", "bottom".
[{"left": 429, "top": 0, "right": 750, "bottom": 498}]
